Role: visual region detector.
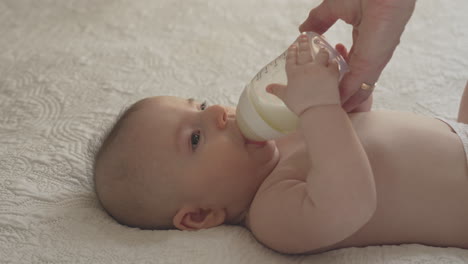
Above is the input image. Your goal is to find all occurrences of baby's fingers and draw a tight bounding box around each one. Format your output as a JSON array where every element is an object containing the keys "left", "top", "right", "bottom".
[
  {"left": 329, "top": 60, "right": 340, "bottom": 78},
  {"left": 285, "top": 44, "right": 297, "bottom": 72},
  {"left": 297, "top": 34, "right": 313, "bottom": 65},
  {"left": 314, "top": 48, "right": 329, "bottom": 66},
  {"left": 266, "top": 83, "right": 287, "bottom": 102}
]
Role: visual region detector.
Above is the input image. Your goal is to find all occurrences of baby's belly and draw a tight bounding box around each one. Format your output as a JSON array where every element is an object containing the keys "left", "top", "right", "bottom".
[{"left": 334, "top": 111, "right": 468, "bottom": 249}]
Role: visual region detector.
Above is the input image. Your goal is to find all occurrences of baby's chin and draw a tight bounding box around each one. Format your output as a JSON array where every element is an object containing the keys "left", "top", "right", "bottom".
[{"left": 245, "top": 139, "right": 279, "bottom": 167}]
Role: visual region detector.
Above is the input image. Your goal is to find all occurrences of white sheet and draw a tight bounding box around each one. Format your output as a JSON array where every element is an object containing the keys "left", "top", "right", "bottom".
[{"left": 1, "top": 0, "right": 468, "bottom": 263}]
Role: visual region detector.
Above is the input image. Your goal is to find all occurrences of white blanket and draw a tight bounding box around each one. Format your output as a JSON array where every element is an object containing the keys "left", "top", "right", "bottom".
[{"left": 1, "top": 0, "right": 468, "bottom": 263}]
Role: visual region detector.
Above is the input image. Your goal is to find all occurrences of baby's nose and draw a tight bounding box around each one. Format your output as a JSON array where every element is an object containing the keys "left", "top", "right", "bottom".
[
  {"left": 206, "top": 104, "right": 227, "bottom": 129},
  {"left": 215, "top": 106, "right": 227, "bottom": 129}
]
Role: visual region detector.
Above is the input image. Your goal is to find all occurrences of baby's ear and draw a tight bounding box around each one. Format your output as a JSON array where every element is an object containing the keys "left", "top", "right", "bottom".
[{"left": 173, "top": 206, "right": 226, "bottom": 231}]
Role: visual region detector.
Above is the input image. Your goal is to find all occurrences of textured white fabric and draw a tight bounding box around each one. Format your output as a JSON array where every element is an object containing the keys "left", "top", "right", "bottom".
[
  {"left": 1, "top": 0, "right": 468, "bottom": 263},
  {"left": 436, "top": 118, "right": 468, "bottom": 163}
]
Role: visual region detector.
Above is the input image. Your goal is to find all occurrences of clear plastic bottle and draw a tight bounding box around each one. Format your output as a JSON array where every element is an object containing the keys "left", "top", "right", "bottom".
[{"left": 236, "top": 32, "right": 349, "bottom": 142}]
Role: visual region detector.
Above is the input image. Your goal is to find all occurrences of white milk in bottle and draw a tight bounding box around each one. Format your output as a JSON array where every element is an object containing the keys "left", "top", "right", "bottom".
[{"left": 236, "top": 32, "right": 349, "bottom": 142}]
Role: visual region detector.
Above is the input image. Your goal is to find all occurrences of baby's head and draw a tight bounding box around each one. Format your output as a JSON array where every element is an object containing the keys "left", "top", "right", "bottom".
[{"left": 93, "top": 96, "right": 279, "bottom": 230}]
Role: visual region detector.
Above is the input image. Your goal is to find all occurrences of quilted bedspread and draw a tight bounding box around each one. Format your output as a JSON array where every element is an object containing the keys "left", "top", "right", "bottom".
[{"left": 1, "top": 0, "right": 468, "bottom": 263}]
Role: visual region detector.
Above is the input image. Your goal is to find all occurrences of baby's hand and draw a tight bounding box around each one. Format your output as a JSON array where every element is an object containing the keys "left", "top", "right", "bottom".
[{"left": 266, "top": 34, "right": 340, "bottom": 116}]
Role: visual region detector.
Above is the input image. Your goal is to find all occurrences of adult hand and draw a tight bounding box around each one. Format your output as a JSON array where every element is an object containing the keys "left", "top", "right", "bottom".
[{"left": 299, "top": 0, "right": 416, "bottom": 112}]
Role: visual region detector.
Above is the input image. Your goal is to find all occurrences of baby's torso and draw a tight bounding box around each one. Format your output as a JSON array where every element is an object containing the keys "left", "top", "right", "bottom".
[{"left": 257, "top": 110, "right": 468, "bottom": 251}]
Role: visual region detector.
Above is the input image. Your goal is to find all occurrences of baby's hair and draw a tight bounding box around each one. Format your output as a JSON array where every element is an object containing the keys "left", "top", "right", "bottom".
[
  {"left": 93, "top": 101, "right": 142, "bottom": 175},
  {"left": 93, "top": 101, "right": 141, "bottom": 167},
  {"left": 92, "top": 97, "right": 178, "bottom": 230},
  {"left": 92, "top": 100, "right": 145, "bottom": 224}
]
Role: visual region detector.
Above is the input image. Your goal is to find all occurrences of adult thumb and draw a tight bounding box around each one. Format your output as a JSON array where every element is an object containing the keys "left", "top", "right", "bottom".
[
  {"left": 266, "top": 83, "right": 287, "bottom": 100},
  {"left": 299, "top": 1, "right": 337, "bottom": 34}
]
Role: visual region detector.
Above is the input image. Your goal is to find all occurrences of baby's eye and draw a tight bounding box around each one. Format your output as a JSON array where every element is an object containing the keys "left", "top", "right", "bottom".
[
  {"left": 191, "top": 131, "right": 201, "bottom": 151},
  {"left": 200, "top": 101, "right": 208, "bottom": 111}
]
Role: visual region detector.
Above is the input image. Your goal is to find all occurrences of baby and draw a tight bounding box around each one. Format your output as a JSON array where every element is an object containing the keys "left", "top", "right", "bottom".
[{"left": 93, "top": 35, "right": 468, "bottom": 254}]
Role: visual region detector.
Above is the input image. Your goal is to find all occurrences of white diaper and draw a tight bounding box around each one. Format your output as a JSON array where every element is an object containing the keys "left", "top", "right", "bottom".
[{"left": 436, "top": 117, "right": 468, "bottom": 162}]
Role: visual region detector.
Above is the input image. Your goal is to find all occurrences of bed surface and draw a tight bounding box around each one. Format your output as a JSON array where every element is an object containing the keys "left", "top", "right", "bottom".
[{"left": 1, "top": 0, "right": 468, "bottom": 263}]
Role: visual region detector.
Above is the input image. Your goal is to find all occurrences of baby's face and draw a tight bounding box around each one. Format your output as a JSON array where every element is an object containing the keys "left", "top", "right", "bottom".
[{"left": 129, "top": 96, "right": 280, "bottom": 220}]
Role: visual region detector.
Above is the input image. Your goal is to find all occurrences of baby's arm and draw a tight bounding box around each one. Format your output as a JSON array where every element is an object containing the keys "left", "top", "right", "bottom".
[{"left": 249, "top": 36, "right": 376, "bottom": 254}]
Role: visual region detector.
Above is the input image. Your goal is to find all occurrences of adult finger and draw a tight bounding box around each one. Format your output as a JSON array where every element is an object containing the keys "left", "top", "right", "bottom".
[
  {"left": 346, "top": 94, "right": 373, "bottom": 113},
  {"left": 299, "top": 1, "right": 337, "bottom": 34},
  {"left": 339, "top": 60, "right": 376, "bottom": 108},
  {"left": 335, "top": 43, "right": 349, "bottom": 63},
  {"left": 341, "top": 81, "right": 374, "bottom": 112},
  {"left": 340, "top": 0, "right": 416, "bottom": 107}
]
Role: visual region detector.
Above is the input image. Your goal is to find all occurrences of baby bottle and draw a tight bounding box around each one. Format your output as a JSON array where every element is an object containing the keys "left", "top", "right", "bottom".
[{"left": 236, "top": 32, "right": 349, "bottom": 142}]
